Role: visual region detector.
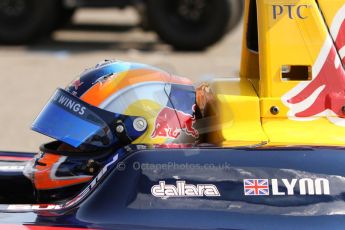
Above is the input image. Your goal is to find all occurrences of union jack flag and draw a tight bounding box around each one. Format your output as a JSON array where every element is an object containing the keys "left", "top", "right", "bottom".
[{"left": 243, "top": 179, "right": 269, "bottom": 196}]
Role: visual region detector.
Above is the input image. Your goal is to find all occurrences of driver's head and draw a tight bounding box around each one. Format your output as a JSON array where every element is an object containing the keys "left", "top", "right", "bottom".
[{"left": 25, "top": 60, "right": 200, "bottom": 202}]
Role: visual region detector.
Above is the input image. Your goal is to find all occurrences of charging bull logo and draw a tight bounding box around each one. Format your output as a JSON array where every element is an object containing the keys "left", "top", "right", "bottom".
[
  {"left": 152, "top": 105, "right": 199, "bottom": 139},
  {"left": 283, "top": 6, "right": 345, "bottom": 126}
]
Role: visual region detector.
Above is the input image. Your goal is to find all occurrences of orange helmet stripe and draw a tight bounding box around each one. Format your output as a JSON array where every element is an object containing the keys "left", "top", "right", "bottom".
[{"left": 80, "top": 69, "right": 192, "bottom": 107}]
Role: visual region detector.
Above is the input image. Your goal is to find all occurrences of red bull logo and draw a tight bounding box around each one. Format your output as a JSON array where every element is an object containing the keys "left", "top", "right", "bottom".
[
  {"left": 283, "top": 6, "right": 345, "bottom": 126},
  {"left": 151, "top": 105, "right": 199, "bottom": 139}
]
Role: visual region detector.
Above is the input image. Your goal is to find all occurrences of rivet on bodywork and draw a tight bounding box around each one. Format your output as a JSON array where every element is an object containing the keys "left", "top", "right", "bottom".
[{"left": 270, "top": 106, "right": 279, "bottom": 115}]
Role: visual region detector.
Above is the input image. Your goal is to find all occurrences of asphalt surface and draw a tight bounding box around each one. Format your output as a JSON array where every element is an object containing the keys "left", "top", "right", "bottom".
[{"left": 0, "top": 8, "right": 242, "bottom": 152}]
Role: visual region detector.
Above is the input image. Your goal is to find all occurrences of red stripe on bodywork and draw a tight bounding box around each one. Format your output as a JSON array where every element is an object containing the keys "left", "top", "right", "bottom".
[
  {"left": 0, "top": 156, "right": 32, "bottom": 162},
  {"left": 0, "top": 225, "right": 97, "bottom": 230}
]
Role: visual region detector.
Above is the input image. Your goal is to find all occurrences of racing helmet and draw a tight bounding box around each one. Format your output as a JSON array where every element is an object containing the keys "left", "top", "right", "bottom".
[{"left": 25, "top": 60, "right": 200, "bottom": 202}]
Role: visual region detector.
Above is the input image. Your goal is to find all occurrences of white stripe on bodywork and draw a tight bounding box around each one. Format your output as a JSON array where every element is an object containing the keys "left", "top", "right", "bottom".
[
  {"left": 340, "top": 46, "right": 345, "bottom": 60},
  {"left": 0, "top": 165, "right": 25, "bottom": 171},
  {"left": 330, "top": 4, "right": 345, "bottom": 40}
]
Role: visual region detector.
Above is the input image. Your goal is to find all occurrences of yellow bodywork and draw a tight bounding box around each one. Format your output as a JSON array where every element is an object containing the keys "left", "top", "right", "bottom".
[
  {"left": 210, "top": 0, "right": 345, "bottom": 147},
  {"left": 210, "top": 79, "right": 268, "bottom": 146}
]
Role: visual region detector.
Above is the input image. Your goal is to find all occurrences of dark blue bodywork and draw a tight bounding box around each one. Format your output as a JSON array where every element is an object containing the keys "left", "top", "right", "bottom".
[{"left": 0, "top": 146, "right": 345, "bottom": 229}]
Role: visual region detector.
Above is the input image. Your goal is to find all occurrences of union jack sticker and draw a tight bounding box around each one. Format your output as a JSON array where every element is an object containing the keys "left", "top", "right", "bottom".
[{"left": 243, "top": 179, "right": 269, "bottom": 196}]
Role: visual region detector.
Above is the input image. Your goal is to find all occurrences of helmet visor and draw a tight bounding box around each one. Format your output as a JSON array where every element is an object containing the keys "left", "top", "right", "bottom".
[{"left": 32, "top": 89, "right": 116, "bottom": 149}]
